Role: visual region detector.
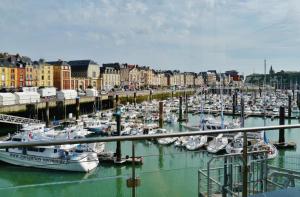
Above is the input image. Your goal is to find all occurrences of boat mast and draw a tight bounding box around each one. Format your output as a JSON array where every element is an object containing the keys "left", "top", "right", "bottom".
[
  {"left": 263, "top": 59, "right": 267, "bottom": 141},
  {"left": 220, "top": 73, "right": 224, "bottom": 129}
]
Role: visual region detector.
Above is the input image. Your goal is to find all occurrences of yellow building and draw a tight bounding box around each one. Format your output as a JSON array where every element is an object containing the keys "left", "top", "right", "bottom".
[
  {"left": 0, "top": 60, "right": 10, "bottom": 88},
  {"left": 33, "top": 60, "right": 54, "bottom": 87}
]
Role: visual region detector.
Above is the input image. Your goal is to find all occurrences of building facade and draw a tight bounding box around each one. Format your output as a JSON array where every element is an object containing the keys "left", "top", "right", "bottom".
[
  {"left": 47, "top": 60, "right": 72, "bottom": 90},
  {"left": 100, "top": 66, "right": 120, "bottom": 91},
  {"left": 68, "top": 60, "right": 100, "bottom": 90}
]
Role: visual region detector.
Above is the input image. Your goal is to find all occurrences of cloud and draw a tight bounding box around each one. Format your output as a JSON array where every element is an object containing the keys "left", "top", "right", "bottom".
[{"left": 1, "top": 0, "right": 300, "bottom": 74}]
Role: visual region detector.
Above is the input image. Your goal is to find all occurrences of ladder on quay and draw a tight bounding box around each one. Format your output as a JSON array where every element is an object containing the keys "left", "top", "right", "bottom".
[{"left": 0, "top": 114, "right": 43, "bottom": 125}]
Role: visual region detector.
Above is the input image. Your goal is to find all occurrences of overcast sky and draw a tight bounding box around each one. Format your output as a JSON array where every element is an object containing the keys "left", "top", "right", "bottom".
[{"left": 1, "top": 0, "right": 300, "bottom": 75}]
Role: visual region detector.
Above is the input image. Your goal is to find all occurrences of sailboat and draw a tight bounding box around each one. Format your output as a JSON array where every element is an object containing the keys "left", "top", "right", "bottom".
[
  {"left": 206, "top": 78, "right": 229, "bottom": 153},
  {"left": 250, "top": 60, "right": 278, "bottom": 159}
]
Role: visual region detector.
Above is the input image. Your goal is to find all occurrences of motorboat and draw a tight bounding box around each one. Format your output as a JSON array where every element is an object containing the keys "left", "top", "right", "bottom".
[
  {"left": 185, "top": 135, "right": 207, "bottom": 151},
  {"left": 206, "top": 134, "right": 228, "bottom": 153},
  {"left": 0, "top": 132, "right": 99, "bottom": 172}
]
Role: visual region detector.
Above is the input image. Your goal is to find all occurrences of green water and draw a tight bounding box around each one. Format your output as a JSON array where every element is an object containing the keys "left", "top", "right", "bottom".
[{"left": 0, "top": 114, "right": 300, "bottom": 197}]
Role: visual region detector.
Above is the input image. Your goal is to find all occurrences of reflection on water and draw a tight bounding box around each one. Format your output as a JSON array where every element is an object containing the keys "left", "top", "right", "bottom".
[
  {"left": 158, "top": 145, "right": 164, "bottom": 169},
  {"left": 0, "top": 114, "right": 299, "bottom": 196},
  {"left": 116, "top": 167, "right": 123, "bottom": 197}
]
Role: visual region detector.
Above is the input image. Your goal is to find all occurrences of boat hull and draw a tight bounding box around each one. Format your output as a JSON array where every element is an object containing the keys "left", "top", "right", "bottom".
[{"left": 0, "top": 150, "right": 99, "bottom": 172}]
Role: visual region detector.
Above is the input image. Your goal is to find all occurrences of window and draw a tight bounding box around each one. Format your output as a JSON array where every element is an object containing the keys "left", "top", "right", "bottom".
[{"left": 93, "top": 71, "right": 96, "bottom": 78}]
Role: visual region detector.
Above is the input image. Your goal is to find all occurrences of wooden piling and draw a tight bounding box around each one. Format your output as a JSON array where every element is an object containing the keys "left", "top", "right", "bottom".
[
  {"left": 46, "top": 100, "right": 50, "bottom": 128},
  {"left": 178, "top": 96, "right": 183, "bottom": 122},
  {"left": 232, "top": 94, "right": 236, "bottom": 115},
  {"left": 159, "top": 101, "right": 163, "bottom": 128},
  {"left": 134, "top": 92, "right": 137, "bottom": 107},
  {"left": 115, "top": 112, "right": 122, "bottom": 163},
  {"left": 279, "top": 106, "right": 285, "bottom": 143},
  {"left": 288, "top": 95, "right": 292, "bottom": 118},
  {"left": 75, "top": 97, "right": 80, "bottom": 120}
]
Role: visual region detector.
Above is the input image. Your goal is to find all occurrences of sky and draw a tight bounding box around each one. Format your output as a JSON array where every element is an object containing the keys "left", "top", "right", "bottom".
[{"left": 1, "top": 0, "right": 300, "bottom": 75}]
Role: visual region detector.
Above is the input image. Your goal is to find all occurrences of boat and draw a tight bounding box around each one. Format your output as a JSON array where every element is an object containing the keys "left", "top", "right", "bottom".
[
  {"left": 0, "top": 132, "right": 99, "bottom": 172},
  {"left": 185, "top": 135, "right": 207, "bottom": 151},
  {"left": 206, "top": 134, "right": 228, "bottom": 153},
  {"left": 250, "top": 140, "right": 278, "bottom": 160}
]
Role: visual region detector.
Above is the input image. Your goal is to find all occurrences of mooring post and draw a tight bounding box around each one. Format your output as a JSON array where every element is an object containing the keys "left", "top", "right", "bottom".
[
  {"left": 259, "top": 87, "right": 261, "bottom": 97},
  {"left": 115, "top": 112, "right": 121, "bottom": 162},
  {"left": 293, "top": 89, "right": 295, "bottom": 100},
  {"left": 46, "top": 99, "right": 50, "bottom": 128},
  {"left": 288, "top": 95, "right": 292, "bottom": 118},
  {"left": 297, "top": 92, "right": 300, "bottom": 109},
  {"left": 75, "top": 97, "right": 80, "bottom": 120},
  {"left": 96, "top": 96, "right": 99, "bottom": 111},
  {"left": 279, "top": 106, "right": 285, "bottom": 143},
  {"left": 150, "top": 89, "right": 153, "bottom": 102},
  {"left": 134, "top": 92, "right": 137, "bottom": 107},
  {"left": 99, "top": 95, "right": 102, "bottom": 111},
  {"left": 159, "top": 101, "right": 163, "bottom": 128},
  {"left": 232, "top": 94, "right": 236, "bottom": 116},
  {"left": 178, "top": 96, "right": 183, "bottom": 122},
  {"left": 242, "top": 95, "right": 248, "bottom": 197},
  {"left": 185, "top": 93, "right": 189, "bottom": 121},
  {"left": 115, "top": 94, "right": 119, "bottom": 111},
  {"left": 108, "top": 95, "right": 115, "bottom": 109}
]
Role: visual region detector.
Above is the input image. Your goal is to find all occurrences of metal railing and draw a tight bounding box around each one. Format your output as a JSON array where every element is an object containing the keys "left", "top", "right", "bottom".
[
  {"left": 1, "top": 124, "right": 300, "bottom": 197},
  {"left": 0, "top": 124, "right": 299, "bottom": 148},
  {"left": 0, "top": 113, "right": 44, "bottom": 125}
]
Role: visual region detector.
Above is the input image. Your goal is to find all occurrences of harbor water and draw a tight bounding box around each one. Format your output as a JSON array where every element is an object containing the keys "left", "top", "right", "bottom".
[{"left": 0, "top": 114, "right": 300, "bottom": 197}]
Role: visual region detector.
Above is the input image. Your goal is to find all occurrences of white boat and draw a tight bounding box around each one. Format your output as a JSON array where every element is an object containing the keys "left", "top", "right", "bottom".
[
  {"left": 174, "top": 136, "right": 189, "bottom": 147},
  {"left": 250, "top": 141, "right": 278, "bottom": 160},
  {"left": 0, "top": 133, "right": 99, "bottom": 172},
  {"left": 206, "top": 134, "right": 228, "bottom": 153},
  {"left": 226, "top": 138, "right": 243, "bottom": 154},
  {"left": 185, "top": 135, "right": 207, "bottom": 151},
  {"left": 157, "top": 137, "right": 178, "bottom": 145}
]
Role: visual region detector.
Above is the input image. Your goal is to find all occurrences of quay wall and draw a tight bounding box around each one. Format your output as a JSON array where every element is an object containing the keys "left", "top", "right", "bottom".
[{"left": 0, "top": 89, "right": 195, "bottom": 135}]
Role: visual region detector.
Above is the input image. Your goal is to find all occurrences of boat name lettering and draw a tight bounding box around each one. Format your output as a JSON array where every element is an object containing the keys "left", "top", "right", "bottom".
[{"left": 9, "top": 153, "right": 67, "bottom": 164}]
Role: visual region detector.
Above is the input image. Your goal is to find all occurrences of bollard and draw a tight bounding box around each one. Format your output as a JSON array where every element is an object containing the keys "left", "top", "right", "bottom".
[
  {"left": 46, "top": 100, "right": 50, "bottom": 128},
  {"left": 115, "top": 112, "right": 122, "bottom": 162},
  {"left": 279, "top": 106, "right": 285, "bottom": 143},
  {"left": 171, "top": 91, "right": 174, "bottom": 100},
  {"left": 178, "top": 96, "right": 183, "bottom": 121},
  {"left": 288, "top": 95, "right": 292, "bottom": 118},
  {"left": 159, "top": 101, "right": 163, "bottom": 128},
  {"left": 75, "top": 97, "right": 80, "bottom": 120}
]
